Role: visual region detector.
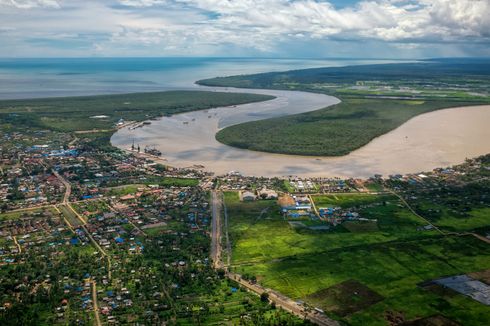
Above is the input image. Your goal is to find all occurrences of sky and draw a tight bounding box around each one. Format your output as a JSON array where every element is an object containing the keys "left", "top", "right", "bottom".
[{"left": 0, "top": 0, "right": 489, "bottom": 58}]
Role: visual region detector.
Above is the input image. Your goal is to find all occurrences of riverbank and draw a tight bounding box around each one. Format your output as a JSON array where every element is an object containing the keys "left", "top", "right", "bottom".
[
  {"left": 0, "top": 90, "right": 274, "bottom": 132},
  {"left": 111, "top": 85, "right": 490, "bottom": 177},
  {"left": 199, "top": 59, "right": 490, "bottom": 156}
]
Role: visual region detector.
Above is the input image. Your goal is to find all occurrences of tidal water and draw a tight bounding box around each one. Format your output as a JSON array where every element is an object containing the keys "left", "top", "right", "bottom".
[
  {"left": 2, "top": 57, "right": 488, "bottom": 177},
  {"left": 0, "top": 57, "right": 398, "bottom": 99}
]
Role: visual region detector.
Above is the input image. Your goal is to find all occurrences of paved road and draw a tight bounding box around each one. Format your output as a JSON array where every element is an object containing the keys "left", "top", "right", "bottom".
[
  {"left": 209, "top": 190, "right": 339, "bottom": 326},
  {"left": 53, "top": 170, "right": 113, "bottom": 280},
  {"left": 226, "top": 271, "right": 339, "bottom": 326},
  {"left": 210, "top": 190, "right": 223, "bottom": 269},
  {"left": 222, "top": 194, "right": 232, "bottom": 267}
]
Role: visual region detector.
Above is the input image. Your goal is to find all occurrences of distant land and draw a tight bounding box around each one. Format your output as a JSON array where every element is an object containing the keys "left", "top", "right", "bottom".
[{"left": 198, "top": 58, "right": 490, "bottom": 156}]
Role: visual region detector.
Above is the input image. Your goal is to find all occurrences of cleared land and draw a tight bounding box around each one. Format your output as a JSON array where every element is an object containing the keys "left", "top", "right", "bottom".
[
  {"left": 199, "top": 59, "right": 490, "bottom": 156},
  {"left": 224, "top": 192, "right": 490, "bottom": 325}
]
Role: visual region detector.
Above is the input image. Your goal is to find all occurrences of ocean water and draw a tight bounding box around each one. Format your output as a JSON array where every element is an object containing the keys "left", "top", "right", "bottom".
[{"left": 0, "top": 57, "right": 402, "bottom": 99}]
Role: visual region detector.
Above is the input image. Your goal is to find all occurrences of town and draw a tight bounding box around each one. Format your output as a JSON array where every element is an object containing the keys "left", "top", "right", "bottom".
[{"left": 1, "top": 120, "right": 489, "bottom": 325}]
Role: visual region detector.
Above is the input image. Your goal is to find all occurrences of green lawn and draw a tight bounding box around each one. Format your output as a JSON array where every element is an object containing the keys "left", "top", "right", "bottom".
[
  {"left": 414, "top": 198, "right": 490, "bottom": 232},
  {"left": 155, "top": 177, "right": 199, "bottom": 187},
  {"left": 59, "top": 204, "right": 83, "bottom": 227},
  {"left": 106, "top": 184, "right": 144, "bottom": 196}
]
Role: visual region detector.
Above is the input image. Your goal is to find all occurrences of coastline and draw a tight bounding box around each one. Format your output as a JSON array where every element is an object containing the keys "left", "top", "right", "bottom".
[{"left": 111, "top": 85, "right": 490, "bottom": 177}]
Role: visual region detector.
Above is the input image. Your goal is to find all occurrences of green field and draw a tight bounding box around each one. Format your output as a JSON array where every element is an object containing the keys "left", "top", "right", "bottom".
[
  {"left": 225, "top": 192, "right": 435, "bottom": 264},
  {"left": 0, "top": 207, "right": 58, "bottom": 221},
  {"left": 224, "top": 192, "right": 490, "bottom": 325},
  {"left": 313, "top": 193, "right": 392, "bottom": 208},
  {"left": 410, "top": 188, "right": 490, "bottom": 233},
  {"left": 59, "top": 204, "right": 84, "bottom": 227},
  {"left": 199, "top": 60, "right": 490, "bottom": 156},
  {"left": 241, "top": 236, "right": 490, "bottom": 325},
  {"left": 0, "top": 90, "right": 274, "bottom": 132},
  {"left": 430, "top": 207, "right": 490, "bottom": 232}
]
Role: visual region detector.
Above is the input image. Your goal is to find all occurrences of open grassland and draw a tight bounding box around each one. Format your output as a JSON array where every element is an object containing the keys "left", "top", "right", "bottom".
[
  {"left": 416, "top": 199, "right": 490, "bottom": 232},
  {"left": 59, "top": 204, "right": 84, "bottom": 227},
  {"left": 241, "top": 235, "right": 490, "bottom": 325},
  {"left": 312, "top": 193, "right": 392, "bottom": 208},
  {"left": 224, "top": 192, "right": 490, "bottom": 325},
  {"left": 0, "top": 207, "right": 58, "bottom": 221},
  {"left": 225, "top": 192, "right": 434, "bottom": 266},
  {"left": 0, "top": 91, "right": 274, "bottom": 132},
  {"left": 200, "top": 59, "right": 490, "bottom": 156}
]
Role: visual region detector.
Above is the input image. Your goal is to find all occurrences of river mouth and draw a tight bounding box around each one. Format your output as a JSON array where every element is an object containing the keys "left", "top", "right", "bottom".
[{"left": 111, "top": 87, "right": 490, "bottom": 178}]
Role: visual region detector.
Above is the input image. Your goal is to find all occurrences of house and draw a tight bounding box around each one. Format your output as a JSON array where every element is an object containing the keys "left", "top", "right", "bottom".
[
  {"left": 258, "top": 188, "right": 278, "bottom": 200},
  {"left": 241, "top": 191, "right": 256, "bottom": 201}
]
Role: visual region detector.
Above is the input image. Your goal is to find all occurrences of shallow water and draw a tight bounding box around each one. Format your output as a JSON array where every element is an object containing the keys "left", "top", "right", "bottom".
[
  {"left": 0, "top": 57, "right": 401, "bottom": 99},
  {"left": 111, "top": 87, "right": 490, "bottom": 178}
]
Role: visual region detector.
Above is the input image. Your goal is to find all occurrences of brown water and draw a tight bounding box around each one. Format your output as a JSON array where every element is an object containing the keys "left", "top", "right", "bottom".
[{"left": 111, "top": 88, "right": 490, "bottom": 178}]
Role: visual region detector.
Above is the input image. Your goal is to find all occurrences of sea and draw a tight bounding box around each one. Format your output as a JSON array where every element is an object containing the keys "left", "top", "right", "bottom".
[{"left": 0, "top": 57, "right": 402, "bottom": 100}]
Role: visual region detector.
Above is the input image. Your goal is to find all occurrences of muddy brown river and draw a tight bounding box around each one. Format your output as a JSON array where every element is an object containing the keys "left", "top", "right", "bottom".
[{"left": 111, "top": 88, "right": 490, "bottom": 178}]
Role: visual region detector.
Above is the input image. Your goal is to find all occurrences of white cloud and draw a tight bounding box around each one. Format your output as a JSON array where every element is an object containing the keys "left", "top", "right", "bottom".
[
  {"left": 0, "top": 0, "right": 489, "bottom": 57},
  {"left": 0, "top": 0, "right": 61, "bottom": 8},
  {"left": 119, "top": 0, "right": 168, "bottom": 7}
]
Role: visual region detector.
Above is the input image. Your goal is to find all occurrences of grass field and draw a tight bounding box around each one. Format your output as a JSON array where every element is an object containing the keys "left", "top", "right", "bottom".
[
  {"left": 0, "top": 90, "right": 274, "bottom": 132},
  {"left": 225, "top": 192, "right": 435, "bottom": 265},
  {"left": 199, "top": 60, "right": 490, "bottom": 156},
  {"left": 224, "top": 191, "right": 490, "bottom": 325},
  {"left": 0, "top": 207, "right": 58, "bottom": 221},
  {"left": 312, "top": 193, "right": 391, "bottom": 208},
  {"left": 436, "top": 208, "right": 490, "bottom": 232},
  {"left": 240, "top": 235, "right": 490, "bottom": 325},
  {"left": 154, "top": 177, "right": 199, "bottom": 187},
  {"left": 59, "top": 204, "right": 84, "bottom": 227}
]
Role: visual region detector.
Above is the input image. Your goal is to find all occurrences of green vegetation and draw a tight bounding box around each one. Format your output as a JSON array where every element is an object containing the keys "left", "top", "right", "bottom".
[
  {"left": 0, "top": 90, "right": 274, "bottom": 132},
  {"left": 313, "top": 193, "right": 391, "bottom": 208},
  {"left": 199, "top": 59, "right": 490, "bottom": 156},
  {"left": 155, "top": 177, "right": 199, "bottom": 188},
  {"left": 216, "top": 98, "right": 484, "bottom": 156},
  {"left": 224, "top": 190, "right": 490, "bottom": 325},
  {"left": 58, "top": 204, "right": 83, "bottom": 227},
  {"left": 389, "top": 164, "right": 490, "bottom": 233},
  {"left": 225, "top": 192, "right": 433, "bottom": 265},
  {"left": 244, "top": 236, "right": 490, "bottom": 325}
]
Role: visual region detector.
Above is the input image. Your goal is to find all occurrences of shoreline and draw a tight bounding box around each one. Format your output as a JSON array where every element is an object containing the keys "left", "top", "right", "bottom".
[{"left": 111, "top": 84, "right": 490, "bottom": 177}]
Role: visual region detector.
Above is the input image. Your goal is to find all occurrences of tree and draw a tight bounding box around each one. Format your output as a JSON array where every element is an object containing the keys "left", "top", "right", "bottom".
[{"left": 260, "top": 292, "right": 269, "bottom": 302}]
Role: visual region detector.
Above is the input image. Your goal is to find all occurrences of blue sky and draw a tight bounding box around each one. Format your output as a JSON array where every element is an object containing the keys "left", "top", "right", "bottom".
[{"left": 0, "top": 0, "right": 489, "bottom": 58}]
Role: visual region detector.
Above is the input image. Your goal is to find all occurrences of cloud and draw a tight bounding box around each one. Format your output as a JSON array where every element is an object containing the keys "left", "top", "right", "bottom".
[
  {"left": 0, "top": 0, "right": 61, "bottom": 8},
  {"left": 119, "top": 0, "right": 168, "bottom": 7},
  {"left": 0, "top": 0, "right": 489, "bottom": 57}
]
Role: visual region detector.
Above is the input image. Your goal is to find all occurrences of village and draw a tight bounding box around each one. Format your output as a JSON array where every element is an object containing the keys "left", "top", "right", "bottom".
[
  {"left": 0, "top": 127, "right": 311, "bottom": 324},
  {"left": 1, "top": 123, "right": 489, "bottom": 325}
]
